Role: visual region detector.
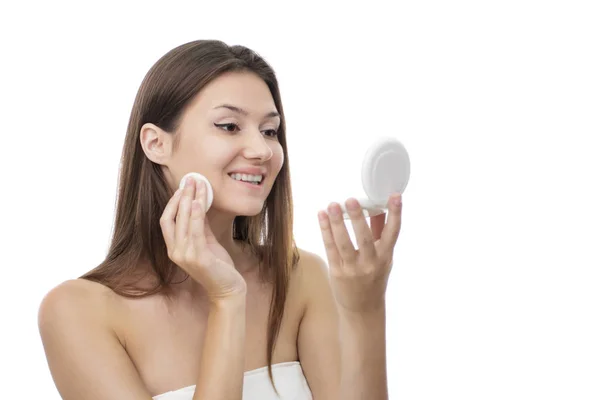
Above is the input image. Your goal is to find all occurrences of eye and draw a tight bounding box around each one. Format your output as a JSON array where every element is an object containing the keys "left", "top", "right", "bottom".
[
  {"left": 215, "top": 122, "right": 279, "bottom": 138},
  {"left": 262, "top": 129, "right": 279, "bottom": 138},
  {"left": 214, "top": 123, "right": 240, "bottom": 133}
]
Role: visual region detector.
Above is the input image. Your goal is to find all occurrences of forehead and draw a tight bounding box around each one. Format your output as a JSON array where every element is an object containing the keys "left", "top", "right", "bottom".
[{"left": 190, "top": 71, "right": 276, "bottom": 114}]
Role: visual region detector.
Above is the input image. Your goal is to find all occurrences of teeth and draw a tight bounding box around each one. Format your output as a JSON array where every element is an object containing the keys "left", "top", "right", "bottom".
[{"left": 229, "top": 173, "right": 263, "bottom": 183}]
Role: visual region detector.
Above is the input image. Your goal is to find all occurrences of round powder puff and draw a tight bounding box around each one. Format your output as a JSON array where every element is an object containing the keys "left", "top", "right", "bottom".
[{"left": 178, "top": 172, "right": 214, "bottom": 211}]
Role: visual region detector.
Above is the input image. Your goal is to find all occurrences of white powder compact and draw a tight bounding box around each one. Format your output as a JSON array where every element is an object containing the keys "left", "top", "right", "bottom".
[{"left": 339, "top": 137, "right": 410, "bottom": 219}]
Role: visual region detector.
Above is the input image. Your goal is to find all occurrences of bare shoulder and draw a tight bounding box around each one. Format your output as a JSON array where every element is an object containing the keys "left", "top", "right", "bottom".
[
  {"left": 41, "top": 277, "right": 117, "bottom": 299},
  {"left": 290, "top": 248, "right": 332, "bottom": 311},
  {"left": 38, "top": 279, "right": 117, "bottom": 328},
  {"left": 37, "top": 279, "right": 152, "bottom": 399},
  {"left": 294, "top": 248, "right": 330, "bottom": 286}
]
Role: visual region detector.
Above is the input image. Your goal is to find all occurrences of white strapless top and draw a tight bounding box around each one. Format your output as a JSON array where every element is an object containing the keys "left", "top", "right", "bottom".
[{"left": 152, "top": 361, "right": 312, "bottom": 400}]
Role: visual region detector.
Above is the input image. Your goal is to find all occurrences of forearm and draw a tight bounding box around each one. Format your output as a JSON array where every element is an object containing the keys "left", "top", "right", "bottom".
[
  {"left": 193, "top": 295, "right": 246, "bottom": 400},
  {"left": 339, "top": 302, "right": 388, "bottom": 400}
]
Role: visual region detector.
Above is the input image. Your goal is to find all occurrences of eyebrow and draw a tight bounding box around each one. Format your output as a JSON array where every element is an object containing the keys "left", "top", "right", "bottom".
[{"left": 213, "top": 104, "right": 280, "bottom": 119}]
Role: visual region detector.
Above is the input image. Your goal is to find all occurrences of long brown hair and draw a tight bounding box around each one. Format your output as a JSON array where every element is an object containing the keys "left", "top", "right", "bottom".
[{"left": 79, "top": 40, "right": 299, "bottom": 389}]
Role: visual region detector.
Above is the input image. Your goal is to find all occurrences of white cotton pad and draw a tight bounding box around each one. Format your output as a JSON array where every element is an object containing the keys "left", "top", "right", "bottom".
[
  {"left": 339, "top": 137, "right": 410, "bottom": 219},
  {"left": 179, "top": 172, "right": 214, "bottom": 211}
]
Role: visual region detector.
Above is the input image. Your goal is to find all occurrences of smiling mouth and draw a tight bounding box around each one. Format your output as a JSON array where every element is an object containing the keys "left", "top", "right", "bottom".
[{"left": 227, "top": 173, "right": 265, "bottom": 186}]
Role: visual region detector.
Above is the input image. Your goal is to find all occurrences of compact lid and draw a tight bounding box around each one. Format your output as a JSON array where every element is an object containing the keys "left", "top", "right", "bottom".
[
  {"left": 179, "top": 172, "right": 214, "bottom": 211},
  {"left": 361, "top": 137, "right": 410, "bottom": 207}
]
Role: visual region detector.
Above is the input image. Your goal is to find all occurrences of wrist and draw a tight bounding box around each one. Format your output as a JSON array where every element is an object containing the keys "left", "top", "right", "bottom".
[
  {"left": 209, "top": 291, "right": 247, "bottom": 310},
  {"left": 338, "top": 300, "right": 386, "bottom": 329},
  {"left": 338, "top": 298, "right": 386, "bottom": 318}
]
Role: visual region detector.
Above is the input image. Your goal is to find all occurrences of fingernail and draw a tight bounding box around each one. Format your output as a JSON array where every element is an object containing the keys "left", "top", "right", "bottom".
[
  {"left": 186, "top": 177, "right": 194, "bottom": 187},
  {"left": 328, "top": 203, "right": 341, "bottom": 216},
  {"left": 346, "top": 199, "right": 360, "bottom": 211},
  {"left": 318, "top": 211, "right": 328, "bottom": 222},
  {"left": 192, "top": 200, "right": 202, "bottom": 211},
  {"left": 393, "top": 195, "right": 402, "bottom": 206}
]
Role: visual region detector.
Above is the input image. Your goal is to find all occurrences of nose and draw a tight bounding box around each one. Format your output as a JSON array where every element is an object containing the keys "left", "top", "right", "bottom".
[{"left": 242, "top": 131, "right": 273, "bottom": 162}]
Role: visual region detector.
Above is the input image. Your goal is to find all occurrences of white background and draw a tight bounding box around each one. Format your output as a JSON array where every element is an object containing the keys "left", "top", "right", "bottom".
[{"left": 1, "top": 0, "right": 599, "bottom": 398}]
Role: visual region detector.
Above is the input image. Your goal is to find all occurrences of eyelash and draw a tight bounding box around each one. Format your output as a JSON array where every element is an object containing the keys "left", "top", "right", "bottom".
[{"left": 214, "top": 123, "right": 279, "bottom": 138}]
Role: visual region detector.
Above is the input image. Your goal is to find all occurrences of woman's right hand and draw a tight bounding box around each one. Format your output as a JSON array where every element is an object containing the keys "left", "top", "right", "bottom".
[{"left": 160, "top": 176, "right": 247, "bottom": 301}]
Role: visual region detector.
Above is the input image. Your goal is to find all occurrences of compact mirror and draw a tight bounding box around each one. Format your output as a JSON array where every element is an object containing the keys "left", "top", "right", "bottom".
[{"left": 338, "top": 137, "right": 410, "bottom": 219}]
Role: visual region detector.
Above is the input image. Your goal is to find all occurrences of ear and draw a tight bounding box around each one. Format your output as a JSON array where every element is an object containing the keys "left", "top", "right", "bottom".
[{"left": 140, "top": 123, "right": 174, "bottom": 165}]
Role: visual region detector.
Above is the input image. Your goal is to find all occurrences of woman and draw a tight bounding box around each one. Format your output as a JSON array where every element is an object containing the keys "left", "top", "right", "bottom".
[{"left": 38, "top": 40, "right": 403, "bottom": 400}]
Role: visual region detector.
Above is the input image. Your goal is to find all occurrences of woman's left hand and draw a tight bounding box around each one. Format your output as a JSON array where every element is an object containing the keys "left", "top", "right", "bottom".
[{"left": 318, "top": 194, "right": 403, "bottom": 313}]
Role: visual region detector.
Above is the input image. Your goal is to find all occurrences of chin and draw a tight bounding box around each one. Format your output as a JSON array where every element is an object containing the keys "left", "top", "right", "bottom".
[
  {"left": 237, "top": 209, "right": 264, "bottom": 217},
  {"left": 228, "top": 204, "right": 263, "bottom": 216},
  {"left": 213, "top": 201, "right": 265, "bottom": 218}
]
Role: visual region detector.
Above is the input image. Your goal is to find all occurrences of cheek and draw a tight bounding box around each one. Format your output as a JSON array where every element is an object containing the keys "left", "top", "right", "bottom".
[
  {"left": 195, "top": 137, "right": 237, "bottom": 166},
  {"left": 271, "top": 143, "right": 285, "bottom": 171}
]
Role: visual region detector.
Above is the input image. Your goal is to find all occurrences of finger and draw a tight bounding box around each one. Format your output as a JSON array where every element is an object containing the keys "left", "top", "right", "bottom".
[
  {"left": 327, "top": 202, "right": 357, "bottom": 264},
  {"left": 189, "top": 180, "right": 207, "bottom": 250},
  {"left": 176, "top": 176, "right": 196, "bottom": 244},
  {"left": 370, "top": 212, "right": 386, "bottom": 241},
  {"left": 160, "top": 187, "right": 184, "bottom": 250},
  {"left": 318, "top": 210, "right": 341, "bottom": 267},
  {"left": 196, "top": 180, "right": 217, "bottom": 242},
  {"left": 380, "top": 193, "right": 403, "bottom": 252},
  {"left": 345, "top": 198, "right": 376, "bottom": 260}
]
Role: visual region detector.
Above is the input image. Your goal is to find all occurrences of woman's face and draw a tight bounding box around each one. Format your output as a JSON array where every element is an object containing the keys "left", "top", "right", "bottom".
[{"left": 168, "top": 71, "right": 284, "bottom": 216}]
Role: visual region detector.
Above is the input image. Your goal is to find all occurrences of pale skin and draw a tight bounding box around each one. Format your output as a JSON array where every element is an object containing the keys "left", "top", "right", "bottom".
[{"left": 37, "top": 71, "right": 403, "bottom": 399}]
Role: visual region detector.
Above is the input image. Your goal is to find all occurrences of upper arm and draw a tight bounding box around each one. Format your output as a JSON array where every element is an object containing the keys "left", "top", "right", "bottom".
[
  {"left": 38, "top": 279, "right": 152, "bottom": 400},
  {"left": 296, "top": 250, "right": 341, "bottom": 399}
]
